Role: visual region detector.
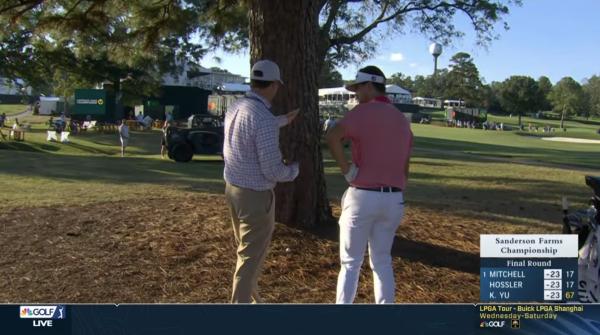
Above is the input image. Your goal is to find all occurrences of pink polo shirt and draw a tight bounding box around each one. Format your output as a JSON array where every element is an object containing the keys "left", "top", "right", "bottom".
[{"left": 340, "top": 96, "right": 413, "bottom": 190}]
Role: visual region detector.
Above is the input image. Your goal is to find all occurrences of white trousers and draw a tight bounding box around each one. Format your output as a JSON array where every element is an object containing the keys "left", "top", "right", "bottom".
[{"left": 336, "top": 187, "right": 404, "bottom": 304}]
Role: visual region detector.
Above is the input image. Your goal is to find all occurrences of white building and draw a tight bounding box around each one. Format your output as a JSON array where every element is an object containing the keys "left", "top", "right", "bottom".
[
  {"left": 413, "top": 97, "right": 442, "bottom": 108},
  {"left": 162, "top": 64, "right": 246, "bottom": 90},
  {"left": 318, "top": 84, "right": 412, "bottom": 110},
  {"left": 385, "top": 84, "right": 412, "bottom": 104}
]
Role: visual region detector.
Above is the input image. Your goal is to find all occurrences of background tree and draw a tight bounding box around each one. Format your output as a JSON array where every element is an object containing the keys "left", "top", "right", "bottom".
[
  {"left": 1, "top": 0, "right": 523, "bottom": 227},
  {"left": 480, "top": 81, "right": 503, "bottom": 113},
  {"left": 499, "top": 75, "right": 538, "bottom": 126},
  {"left": 388, "top": 72, "right": 414, "bottom": 92},
  {"left": 444, "top": 52, "right": 483, "bottom": 107},
  {"left": 318, "top": 59, "right": 344, "bottom": 88},
  {"left": 0, "top": 0, "right": 207, "bottom": 100},
  {"left": 582, "top": 75, "right": 600, "bottom": 118},
  {"left": 410, "top": 69, "right": 449, "bottom": 100},
  {"left": 549, "top": 76, "right": 588, "bottom": 128},
  {"left": 536, "top": 75, "right": 553, "bottom": 112}
]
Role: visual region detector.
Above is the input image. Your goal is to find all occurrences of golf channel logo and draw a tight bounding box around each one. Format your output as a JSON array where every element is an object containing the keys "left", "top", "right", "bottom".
[
  {"left": 480, "top": 320, "right": 507, "bottom": 328},
  {"left": 20, "top": 305, "right": 66, "bottom": 319}
]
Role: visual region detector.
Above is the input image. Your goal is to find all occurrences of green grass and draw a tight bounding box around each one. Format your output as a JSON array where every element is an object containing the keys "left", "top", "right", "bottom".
[
  {"left": 0, "top": 104, "right": 28, "bottom": 116},
  {"left": 488, "top": 113, "right": 600, "bottom": 140},
  {"left": 410, "top": 123, "right": 600, "bottom": 169},
  {"left": 1, "top": 115, "right": 598, "bottom": 227}
]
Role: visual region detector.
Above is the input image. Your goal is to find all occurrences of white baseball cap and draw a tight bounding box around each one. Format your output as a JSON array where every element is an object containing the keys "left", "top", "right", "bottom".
[{"left": 251, "top": 60, "right": 284, "bottom": 84}]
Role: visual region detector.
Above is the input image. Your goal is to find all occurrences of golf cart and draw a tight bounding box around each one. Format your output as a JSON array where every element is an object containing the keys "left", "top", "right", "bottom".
[{"left": 165, "top": 114, "right": 224, "bottom": 162}]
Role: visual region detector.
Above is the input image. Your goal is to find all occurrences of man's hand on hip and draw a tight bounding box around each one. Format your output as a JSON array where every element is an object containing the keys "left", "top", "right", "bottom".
[{"left": 344, "top": 163, "right": 359, "bottom": 183}]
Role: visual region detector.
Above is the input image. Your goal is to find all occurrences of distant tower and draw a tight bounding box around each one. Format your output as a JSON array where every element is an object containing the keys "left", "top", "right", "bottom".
[{"left": 429, "top": 42, "right": 443, "bottom": 76}]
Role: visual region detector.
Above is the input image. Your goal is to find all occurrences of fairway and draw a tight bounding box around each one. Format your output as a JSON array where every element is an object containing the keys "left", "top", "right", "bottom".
[{"left": 1, "top": 116, "right": 598, "bottom": 303}]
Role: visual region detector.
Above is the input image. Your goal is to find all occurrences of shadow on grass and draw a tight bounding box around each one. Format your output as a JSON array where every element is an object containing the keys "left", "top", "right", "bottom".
[
  {"left": 309, "top": 223, "right": 479, "bottom": 274},
  {"left": 0, "top": 141, "right": 59, "bottom": 152},
  {"left": 324, "top": 167, "right": 593, "bottom": 229},
  {"left": 66, "top": 142, "right": 114, "bottom": 155},
  {"left": 392, "top": 236, "right": 479, "bottom": 274},
  {"left": 0, "top": 150, "right": 225, "bottom": 194},
  {"left": 576, "top": 119, "right": 600, "bottom": 127}
]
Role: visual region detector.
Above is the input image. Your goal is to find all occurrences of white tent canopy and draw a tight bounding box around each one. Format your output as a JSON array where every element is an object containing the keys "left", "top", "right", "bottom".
[
  {"left": 385, "top": 84, "right": 411, "bottom": 95},
  {"left": 318, "top": 87, "right": 353, "bottom": 96},
  {"left": 39, "top": 96, "right": 63, "bottom": 115}
]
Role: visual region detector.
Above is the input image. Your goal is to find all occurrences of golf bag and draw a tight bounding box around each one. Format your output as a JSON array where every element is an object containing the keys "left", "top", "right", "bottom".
[{"left": 562, "top": 176, "right": 600, "bottom": 303}]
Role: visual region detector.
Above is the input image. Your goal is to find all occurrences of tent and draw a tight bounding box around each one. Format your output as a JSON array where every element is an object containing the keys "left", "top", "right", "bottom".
[
  {"left": 385, "top": 84, "right": 412, "bottom": 104},
  {"left": 39, "top": 97, "right": 63, "bottom": 115}
]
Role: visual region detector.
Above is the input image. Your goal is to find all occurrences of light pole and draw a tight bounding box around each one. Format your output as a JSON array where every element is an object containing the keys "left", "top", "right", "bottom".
[{"left": 429, "top": 42, "right": 443, "bottom": 76}]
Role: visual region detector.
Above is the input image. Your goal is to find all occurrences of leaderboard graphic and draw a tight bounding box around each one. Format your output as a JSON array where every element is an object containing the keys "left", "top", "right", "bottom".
[{"left": 480, "top": 234, "right": 579, "bottom": 302}]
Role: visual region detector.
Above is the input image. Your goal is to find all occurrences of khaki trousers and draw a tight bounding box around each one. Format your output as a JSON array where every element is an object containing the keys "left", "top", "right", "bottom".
[{"left": 225, "top": 183, "right": 275, "bottom": 303}]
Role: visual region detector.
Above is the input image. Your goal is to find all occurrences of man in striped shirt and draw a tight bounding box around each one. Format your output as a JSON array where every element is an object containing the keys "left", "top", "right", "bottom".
[{"left": 223, "top": 59, "right": 300, "bottom": 303}]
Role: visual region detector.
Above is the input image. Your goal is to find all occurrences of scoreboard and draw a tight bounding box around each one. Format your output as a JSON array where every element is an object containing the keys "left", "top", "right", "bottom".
[{"left": 480, "top": 234, "right": 579, "bottom": 302}]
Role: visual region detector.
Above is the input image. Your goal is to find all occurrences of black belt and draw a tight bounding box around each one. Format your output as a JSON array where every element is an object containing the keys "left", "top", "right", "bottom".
[{"left": 353, "top": 186, "right": 402, "bottom": 193}]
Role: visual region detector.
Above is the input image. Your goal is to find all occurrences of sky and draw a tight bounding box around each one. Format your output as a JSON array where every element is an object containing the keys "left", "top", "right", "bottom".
[{"left": 201, "top": 0, "right": 600, "bottom": 85}]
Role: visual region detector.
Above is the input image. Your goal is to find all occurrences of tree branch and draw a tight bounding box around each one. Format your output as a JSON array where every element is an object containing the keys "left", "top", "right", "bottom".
[
  {"left": 329, "top": 0, "right": 487, "bottom": 48},
  {"left": 319, "top": 0, "right": 343, "bottom": 38},
  {"left": 2, "top": 0, "right": 45, "bottom": 22},
  {"left": 0, "top": 0, "right": 42, "bottom": 16},
  {"left": 63, "top": 0, "right": 85, "bottom": 18},
  {"left": 329, "top": 0, "right": 410, "bottom": 47},
  {"left": 318, "top": 0, "right": 330, "bottom": 14}
]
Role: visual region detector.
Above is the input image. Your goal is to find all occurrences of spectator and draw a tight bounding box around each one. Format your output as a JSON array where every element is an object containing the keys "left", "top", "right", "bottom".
[
  {"left": 161, "top": 121, "right": 170, "bottom": 159},
  {"left": 118, "top": 119, "right": 129, "bottom": 157},
  {"left": 324, "top": 115, "right": 336, "bottom": 133},
  {"left": 70, "top": 119, "right": 79, "bottom": 135},
  {"left": 165, "top": 110, "right": 174, "bottom": 123},
  {"left": 0, "top": 113, "right": 6, "bottom": 127}
]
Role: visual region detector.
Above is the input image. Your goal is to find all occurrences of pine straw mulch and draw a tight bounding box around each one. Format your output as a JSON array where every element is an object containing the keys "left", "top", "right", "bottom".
[{"left": 0, "top": 193, "right": 555, "bottom": 304}]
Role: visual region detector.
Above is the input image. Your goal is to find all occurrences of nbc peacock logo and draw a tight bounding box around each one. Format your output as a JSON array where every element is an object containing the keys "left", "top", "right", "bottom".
[{"left": 20, "top": 307, "right": 29, "bottom": 317}]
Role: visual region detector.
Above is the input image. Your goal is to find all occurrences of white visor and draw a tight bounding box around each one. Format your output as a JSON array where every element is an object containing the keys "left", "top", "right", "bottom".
[
  {"left": 345, "top": 71, "right": 386, "bottom": 91},
  {"left": 354, "top": 71, "right": 385, "bottom": 84}
]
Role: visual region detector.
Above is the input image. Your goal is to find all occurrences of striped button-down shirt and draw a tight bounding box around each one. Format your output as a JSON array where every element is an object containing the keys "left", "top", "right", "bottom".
[{"left": 223, "top": 91, "right": 299, "bottom": 191}]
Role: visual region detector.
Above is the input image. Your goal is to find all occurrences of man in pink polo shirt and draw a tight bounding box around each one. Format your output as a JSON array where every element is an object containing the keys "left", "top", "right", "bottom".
[{"left": 326, "top": 65, "right": 413, "bottom": 304}]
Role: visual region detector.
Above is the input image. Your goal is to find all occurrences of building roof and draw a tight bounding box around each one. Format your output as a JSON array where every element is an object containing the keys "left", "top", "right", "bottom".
[
  {"left": 318, "top": 87, "right": 354, "bottom": 96},
  {"left": 218, "top": 83, "right": 250, "bottom": 92},
  {"left": 385, "top": 84, "right": 411, "bottom": 95}
]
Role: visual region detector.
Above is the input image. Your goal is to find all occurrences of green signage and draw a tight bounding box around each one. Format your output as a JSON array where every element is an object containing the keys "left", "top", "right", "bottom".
[{"left": 73, "top": 89, "right": 117, "bottom": 120}]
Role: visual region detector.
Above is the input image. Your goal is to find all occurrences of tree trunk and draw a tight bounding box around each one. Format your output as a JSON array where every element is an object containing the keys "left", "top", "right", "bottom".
[
  {"left": 560, "top": 105, "right": 565, "bottom": 129},
  {"left": 518, "top": 112, "right": 521, "bottom": 126},
  {"left": 249, "top": 0, "right": 332, "bottom": 228}
]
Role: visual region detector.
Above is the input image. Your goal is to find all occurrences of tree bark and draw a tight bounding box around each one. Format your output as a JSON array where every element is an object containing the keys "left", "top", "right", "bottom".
[{"left": 249, "top": 0, "right": 332, "bottom": 228}]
